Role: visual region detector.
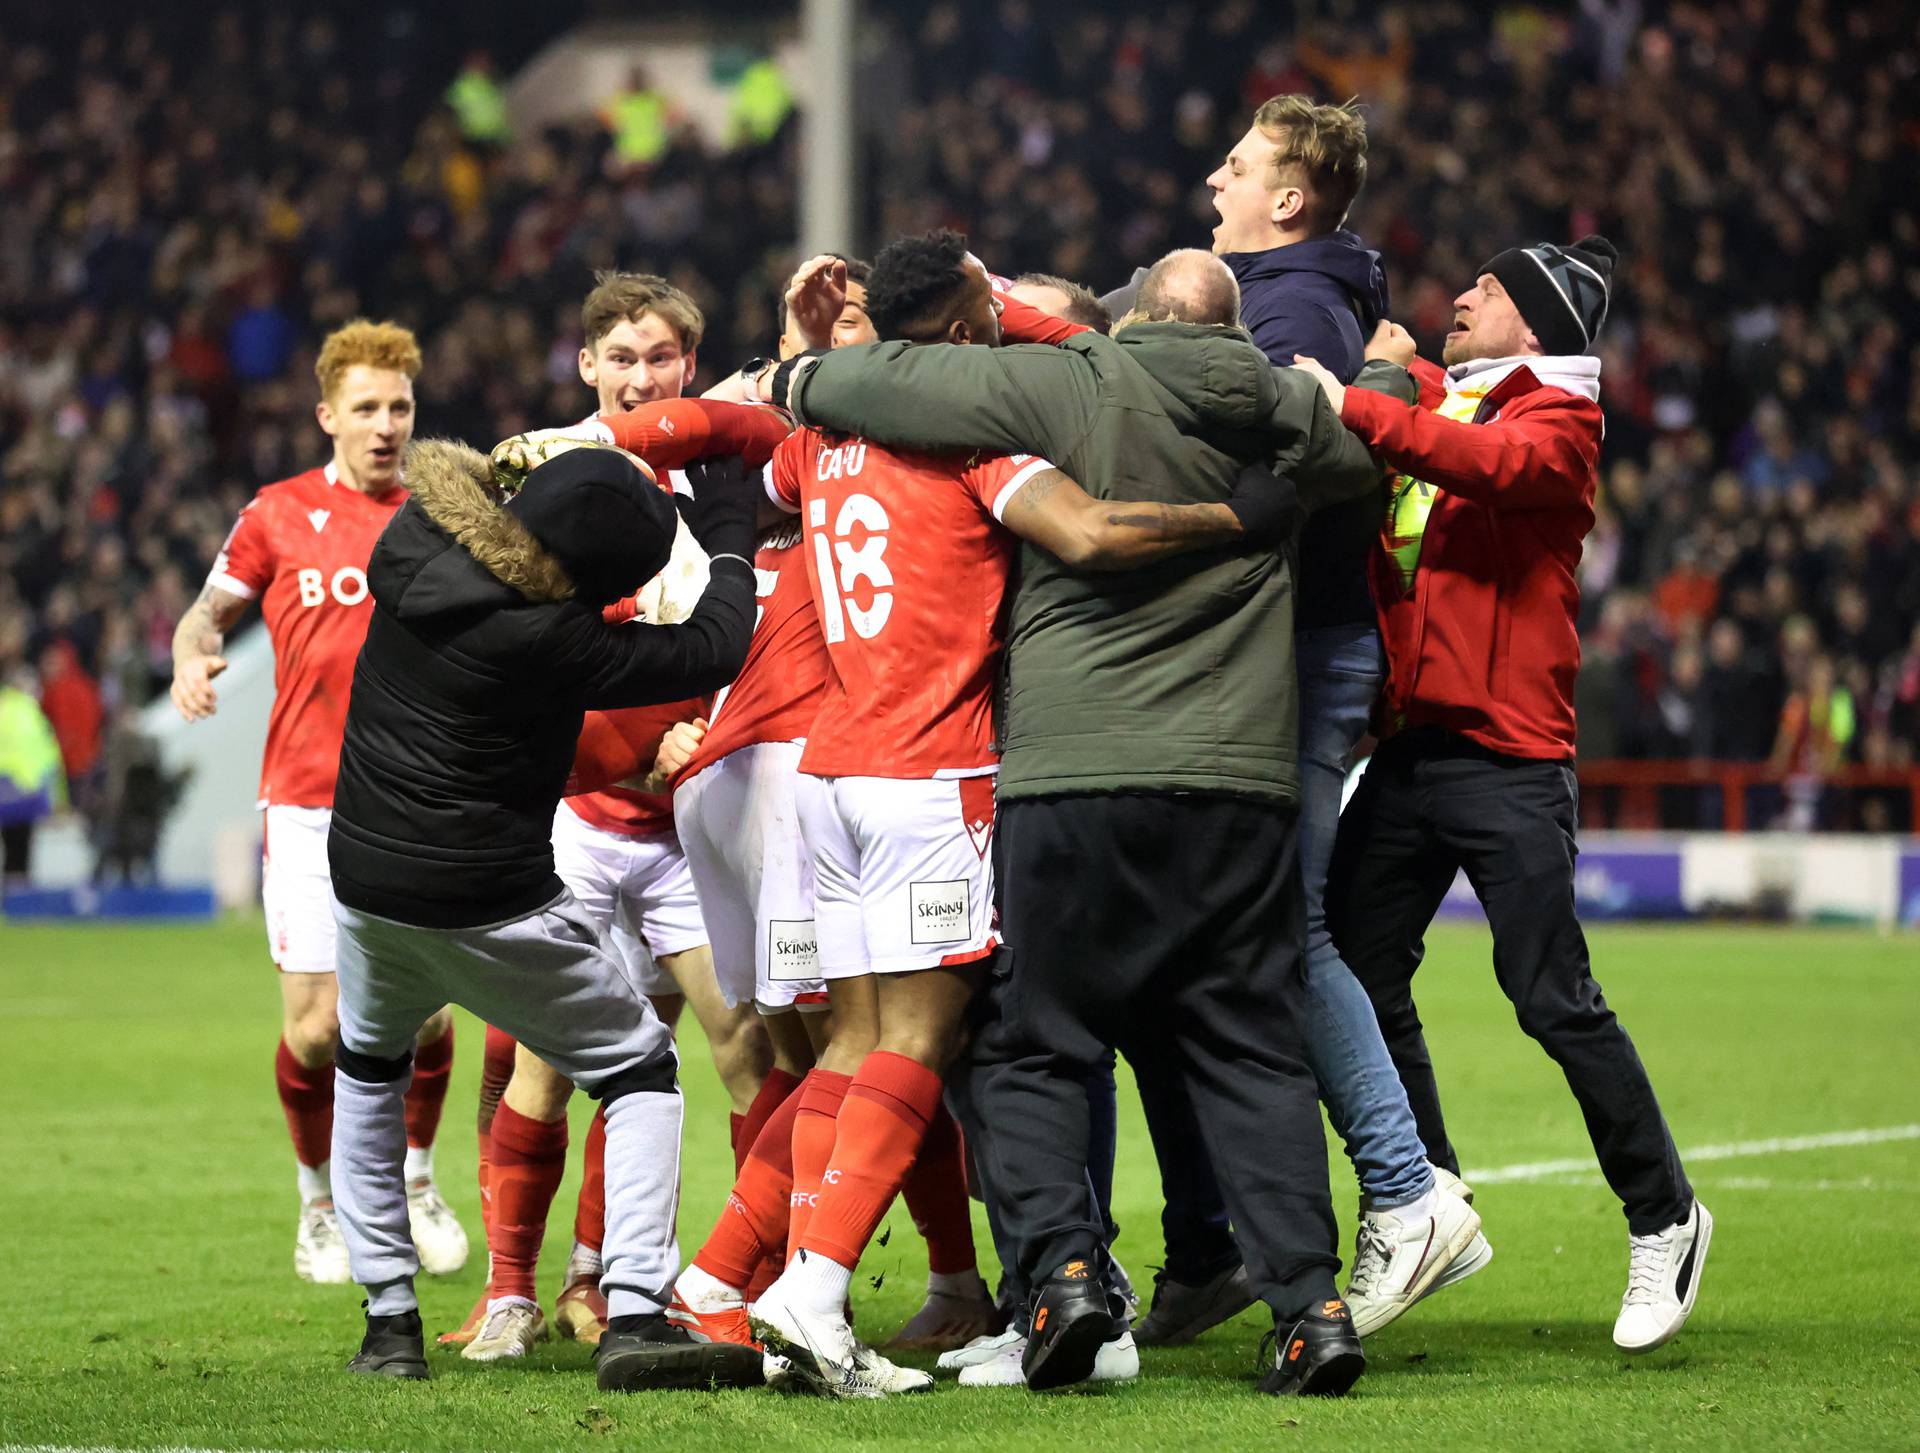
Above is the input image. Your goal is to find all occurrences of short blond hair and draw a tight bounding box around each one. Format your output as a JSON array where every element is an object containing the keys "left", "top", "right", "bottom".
[
  {"left": 581, "top": 271, "right": 705, "bottom": 353},
  {"left": 315, "top": 320, "right": 422, "bottom": 401},
  {"left": 1252, "top": 95, "right": 1368, "bottom": 232}
]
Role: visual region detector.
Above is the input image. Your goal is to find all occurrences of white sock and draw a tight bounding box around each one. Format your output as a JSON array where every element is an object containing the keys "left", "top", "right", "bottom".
[
  {"left": 568, "top": 1238, "right": 605, "bottom": 1281},
  {"left": 677, "top": 1260, "right": 742, "bottom": 1309},
  {"left": 786, "top": 1248, "right": 853, "bottom": 1316},
  {"left": 486, "top": 1294, "right": 538, "bottom": 1314},
  {"left": 1378, "top": 1183, "right": 1446, "bottom": 1222},
  {"left": 403, "top": 1144, "right": 434, "bottom": 1182},
  {"left": 928, "top": 1268, "right": 985, "bottom": 1299},
  {"left": 297, "top": 1159, "right": 331, "bottom": 1204}
]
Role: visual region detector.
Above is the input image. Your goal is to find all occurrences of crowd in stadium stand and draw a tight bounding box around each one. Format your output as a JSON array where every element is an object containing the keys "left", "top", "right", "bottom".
[{"left": 1, "top": 0, "right": 1916, "bottom": 849}]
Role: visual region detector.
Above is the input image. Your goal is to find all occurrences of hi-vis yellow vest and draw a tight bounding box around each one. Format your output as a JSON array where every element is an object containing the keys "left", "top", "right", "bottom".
[{"left": 1382, "top": 383, "right": 1491, "bottom": 592}]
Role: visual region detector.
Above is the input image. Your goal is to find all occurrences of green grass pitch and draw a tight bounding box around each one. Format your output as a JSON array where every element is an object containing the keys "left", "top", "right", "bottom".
[{"left": 1, "top": 917, "right": 1916, "bottom": 1451}]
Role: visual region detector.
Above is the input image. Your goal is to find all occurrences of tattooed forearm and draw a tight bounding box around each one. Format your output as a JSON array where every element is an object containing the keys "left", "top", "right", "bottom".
[
  {"left": 172, "top": 584, "right": 246, "bottom": 664},
  {"left": 1075, "top": 501, "right": 1240, "bottom": 569}
]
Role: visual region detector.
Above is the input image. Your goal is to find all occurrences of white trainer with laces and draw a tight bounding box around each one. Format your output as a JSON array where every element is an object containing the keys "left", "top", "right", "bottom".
[
  {"left": 1614, "top": 1200, "right": 1712, "bottom": 1352},
  {"left": 294, "top": 1200, "right": 350, "bottom": 1284},
  {"left": 956, "top": 1330, "right": 1139, "bottom": 1387},
  {"left": 1343, "top": 1186, "right": 1486, "bottom": 1337},
  {"left": 462, "top": 1299, "right": 549, "bottom": 1362},
  {"left": 937, "top": 1325, "right": 1023, "bottom": 1373},
  {"left": 406, "top": 1176, "right": 470, "bottom": 1276},
  {"left": 750, "top": 1282, "right": 930, "bottom": 1398}
]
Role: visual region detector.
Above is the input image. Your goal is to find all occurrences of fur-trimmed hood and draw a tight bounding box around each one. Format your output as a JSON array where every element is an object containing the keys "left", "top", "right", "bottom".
[{"left": 403, "top": 438, "right": 575, "bottom": 603}]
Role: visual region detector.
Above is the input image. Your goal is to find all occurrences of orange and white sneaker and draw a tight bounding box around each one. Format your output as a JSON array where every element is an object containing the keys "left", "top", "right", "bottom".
[
  {"left": 666, "top": 1263, "right": 757, "bottom": 1347},
  {"left": 437, "top": 1291, "right": 489, "bottom": 1346}
]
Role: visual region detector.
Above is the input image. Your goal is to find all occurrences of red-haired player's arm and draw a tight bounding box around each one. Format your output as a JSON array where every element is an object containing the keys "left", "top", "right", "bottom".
[{"left": 598, "top": 399, "right": 793, "bottom": 470}]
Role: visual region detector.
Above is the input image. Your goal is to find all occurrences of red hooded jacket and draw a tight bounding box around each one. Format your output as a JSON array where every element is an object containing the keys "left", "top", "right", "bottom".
[{"left": 1337, "top": 354, "right": 1602, "bottom": 761}]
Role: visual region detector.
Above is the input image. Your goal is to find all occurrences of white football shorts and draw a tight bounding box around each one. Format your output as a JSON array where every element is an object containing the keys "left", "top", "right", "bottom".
[
  {"left": 673, "top": 739, "right": 829, "bottom": 1012},
  {"left": 794, "top": 772, "right": 999, "bottom": 979},
  {"left": 262, "top": 804, "right": 338, "bottom": 975},
  {"left": 552, "top": 803, "right": 710, "bottom": 996}
]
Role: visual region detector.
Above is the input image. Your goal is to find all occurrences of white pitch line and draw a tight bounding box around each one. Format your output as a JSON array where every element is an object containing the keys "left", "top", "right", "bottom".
[{"left": 1468, "top": 1123, "right": 1920, "bottom": 1184}]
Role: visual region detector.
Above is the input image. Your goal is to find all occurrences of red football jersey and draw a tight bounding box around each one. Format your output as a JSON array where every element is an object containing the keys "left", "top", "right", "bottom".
[
  {"left": 207, "top": 464, "right": 406, "bottom": 808},
  {"left": 674, "top": 527, "right": 829, "bottom": 787},
  {"left": 769, "top": 430, "right": 1051, "bottom": 779}
]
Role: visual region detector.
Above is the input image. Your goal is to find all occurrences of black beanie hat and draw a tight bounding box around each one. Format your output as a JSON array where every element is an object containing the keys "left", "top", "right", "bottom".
[
  {"left": 1479, "top": 234, "right": 1617, "bottom": 356},
  {"left": 506, "top": 444, "right": 677, "bottom": 607}
]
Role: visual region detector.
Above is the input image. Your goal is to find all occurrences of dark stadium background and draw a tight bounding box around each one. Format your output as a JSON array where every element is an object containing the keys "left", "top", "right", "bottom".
[{"left": 1, "top": 0, "right": 1916, "bottom": 891}]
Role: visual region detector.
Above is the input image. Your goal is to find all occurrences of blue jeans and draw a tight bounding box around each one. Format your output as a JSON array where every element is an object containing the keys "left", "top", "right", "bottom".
[
  {"left": 1294, "top": 624, "right": 1433, "bottom": 1207},
  {"left": 1142, "top": 624, "right": 1432, "bottom": 1269}
]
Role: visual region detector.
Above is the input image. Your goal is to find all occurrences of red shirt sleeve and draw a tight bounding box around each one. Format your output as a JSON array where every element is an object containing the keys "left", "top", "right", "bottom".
[
  {"left": 599, "top": 399, "right": 793, "bottom": 469},
  {"left": 208, "top": 498, "right": 274, "bottom": 600},
  {"left": 769, "top": 433, "right": 805, "bottom": 512},
  {"left": 960, "top": 453, "right": 1057, "bottom": 522},
  {"left": 1339, "top": 386, "right": 1602, "bottom": 511},
  {"left": 995, "top": 289, "right": 1093, "bottom": 346}
]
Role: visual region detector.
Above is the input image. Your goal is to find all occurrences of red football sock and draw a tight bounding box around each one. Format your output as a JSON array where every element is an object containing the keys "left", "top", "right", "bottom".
[
  {"left": 695, "top": 1083, "right": 803, "bottom": 1288},
  {"left": 487, "top": 1103, "right": 568, "bottom": 1302},
  {"left": 786, "top": 1068, "right": 852, "bottom": 1264},
  {"left": 476, "top": 1025, "right": 517, "bottom": 1234},
  {"left": 901, "top": 1101, "right": 978, "bottom": 1275},
  {"left": 403, "top": 1021, "right": 454, "bottom": 1152},
  {"left": 574, "top": 1104, "right": 607, "bottom": 1255},
  {"left": 275, "top": 1038, "right": 334, "bottom": 1171},
  {"left": 801, "top": 1052, "right": 943, "bottom": 1272},
  {"left": 737, "top": 1067, "right": 801, "bottom": 1163}
]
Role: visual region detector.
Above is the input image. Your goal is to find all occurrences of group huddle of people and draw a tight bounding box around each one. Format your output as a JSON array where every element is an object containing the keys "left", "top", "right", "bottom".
[{"left": 172, "top": 95, "right": 1711, "bottom": 1401}]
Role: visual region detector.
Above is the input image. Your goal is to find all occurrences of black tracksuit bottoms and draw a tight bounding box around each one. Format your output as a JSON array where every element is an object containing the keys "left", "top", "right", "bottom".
[
  {"left": 958, "top": 791, "right": 1340, "bottom": 1321},
  {"left": 1326, "top": 728, "right": 1693, "bottom": 1235}
]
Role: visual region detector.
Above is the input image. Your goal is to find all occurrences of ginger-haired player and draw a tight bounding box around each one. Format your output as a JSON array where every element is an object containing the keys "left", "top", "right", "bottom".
[{"left": 171, "top": 320, "right": 467, "bottom": 1286}]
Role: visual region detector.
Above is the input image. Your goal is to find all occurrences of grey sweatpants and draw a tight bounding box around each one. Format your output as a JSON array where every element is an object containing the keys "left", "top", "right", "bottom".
[{"left": 330, "top": 890, "right": 683, "bottom": 1319}]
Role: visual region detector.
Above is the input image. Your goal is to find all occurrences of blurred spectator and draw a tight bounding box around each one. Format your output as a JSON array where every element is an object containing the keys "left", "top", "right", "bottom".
[
  {"left": 0, "top": 664, "right": 66, "bottom": 883},
  {"left": 2, "top": 0, "right": 1916, "bottom": 850},
  {"left": 446, "top": 52, "right": 512, "bottom": 148}
]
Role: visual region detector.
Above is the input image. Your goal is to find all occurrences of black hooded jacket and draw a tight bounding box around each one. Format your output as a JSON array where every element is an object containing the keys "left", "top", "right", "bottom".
[
  {"left": 1223, "top": 230, "right": 1391, "bottom": 631},
  {"left": 327, "top": 441, "right": 752, "bottom": 929}
]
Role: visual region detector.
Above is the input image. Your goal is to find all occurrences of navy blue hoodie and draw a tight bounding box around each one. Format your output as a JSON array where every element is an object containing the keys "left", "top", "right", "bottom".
[{"left": 1223, "top": 230, "right": 1390, "bottom": 630}]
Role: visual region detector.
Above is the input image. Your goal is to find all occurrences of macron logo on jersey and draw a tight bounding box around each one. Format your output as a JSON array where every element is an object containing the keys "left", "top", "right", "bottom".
[{"left": 307, "top": 508, "right": 331, "bottom": 534}]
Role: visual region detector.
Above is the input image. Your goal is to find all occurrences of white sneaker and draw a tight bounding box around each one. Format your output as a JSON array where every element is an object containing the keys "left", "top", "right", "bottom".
[
  {"left": 1614, "top": 1201, "right": 1712, "bottom": 1353},
  {"left": 751, "top": 1282, "right": 929, "bottom": 1397},
  {"left": 406, "top": 1176, "right": 470, "bottom": 1276},
  {"left": 955, "top": 1330, "right": 1139, "bottom": 1387},
  {"left": 294, "top": 1199, "right": 351, "bottom": 1284},
  {"left": 462, "top": 1298, "right": 549, "bottom": 1362},
  {"left": 1432, "top": 1164, "right": 1476, "bottom": 1204},
  {"left": 937, "top": 1325, "right": 1023, "bottom": 1373},
  {"left": 1343, "top": 1187, "right": 1486, "bottom": 1336}
]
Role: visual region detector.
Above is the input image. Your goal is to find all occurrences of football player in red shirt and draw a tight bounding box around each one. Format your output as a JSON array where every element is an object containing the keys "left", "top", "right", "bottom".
[
  {"left": 451, "top": 274, "right": 789, "bottom": 1363},
  {"left": 738, "top": 233, "right": 1290, "bottom": 1397},
  {"left": 169, "top": 321, "right": 467, "bottom": 1286}
]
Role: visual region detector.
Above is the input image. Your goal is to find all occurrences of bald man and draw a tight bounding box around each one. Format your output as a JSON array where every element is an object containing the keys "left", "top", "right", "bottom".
[{"left": 774, "top": 243, "right": 1417, "bottom": 1397}]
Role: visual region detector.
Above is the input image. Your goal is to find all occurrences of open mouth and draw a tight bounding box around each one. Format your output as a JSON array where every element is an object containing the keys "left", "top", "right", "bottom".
[{"left": 368, "top": 446, "right": 397, "bottom": 464}]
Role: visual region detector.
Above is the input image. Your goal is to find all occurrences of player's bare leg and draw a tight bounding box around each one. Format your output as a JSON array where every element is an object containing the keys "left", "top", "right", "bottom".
[
  {"left": 467, "top": 1049, "right": 569, "bottom": 1362},
  {"left": 659, "top": 944, "right": 775, "bottom": 1121}
]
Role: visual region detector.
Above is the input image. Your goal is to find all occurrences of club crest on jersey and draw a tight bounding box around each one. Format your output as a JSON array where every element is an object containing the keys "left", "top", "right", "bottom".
[{"left": 307, "top": 508, "right": 331, "bottom": 533}]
